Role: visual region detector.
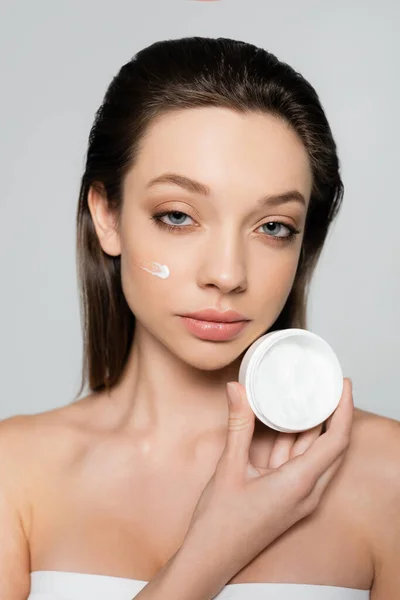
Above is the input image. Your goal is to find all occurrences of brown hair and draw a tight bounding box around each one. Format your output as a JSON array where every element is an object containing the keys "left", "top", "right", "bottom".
[{"left": 74, "top": 36, "right": 344, "bottom": 400}]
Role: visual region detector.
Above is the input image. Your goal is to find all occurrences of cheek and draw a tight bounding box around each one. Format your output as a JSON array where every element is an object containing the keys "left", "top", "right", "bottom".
[
  {"left": 119, "top": 247, "right": 177, "bottom": 322},
  {"left": 120, "top": 214, "right": 187, "bottom": 272},
  {"left": 123, "top": 227, "right": 193, "bottom": 287},
  {"left": 252, "top": 250, "right": 299, "bottom": 306}
]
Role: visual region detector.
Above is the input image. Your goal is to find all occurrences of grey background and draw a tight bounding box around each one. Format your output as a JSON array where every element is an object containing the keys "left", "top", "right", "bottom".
[{"left": 0, "top": 1, "right": 399, "bottom": 421}]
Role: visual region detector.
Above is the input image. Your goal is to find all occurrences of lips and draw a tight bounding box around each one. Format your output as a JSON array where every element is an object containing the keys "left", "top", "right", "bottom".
[
  {"left": 180, "top": 308, "right": 250, "bottom": 341},
  {"left": 182, "top": 308, "right": 248, "bottom": 323}
]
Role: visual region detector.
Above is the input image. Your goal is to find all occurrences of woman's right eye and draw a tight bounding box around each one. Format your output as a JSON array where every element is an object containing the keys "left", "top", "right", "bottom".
[
  {"left": 151, "top": 210, "right": 195, "bottom": 232},
  {"left": 161, "top": 211, "right": 192, "bottom": 226}
]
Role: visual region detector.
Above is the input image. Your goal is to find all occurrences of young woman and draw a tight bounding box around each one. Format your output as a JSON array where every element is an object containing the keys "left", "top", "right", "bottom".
[{"left": 1, "top": 36, "right": 398, "bottom": 600}]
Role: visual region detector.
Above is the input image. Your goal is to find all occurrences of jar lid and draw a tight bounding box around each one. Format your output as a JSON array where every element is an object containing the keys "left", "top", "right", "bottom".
[{"left": 238, "top": 328, "right": 343, "bottom": 432}]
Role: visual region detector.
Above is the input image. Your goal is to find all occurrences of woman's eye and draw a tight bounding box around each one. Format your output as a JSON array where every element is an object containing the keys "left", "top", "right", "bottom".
[
  {"left": 258, "top": 221, "right": 293, "bottom": 238},
  {"left": 152, "top": 211, "right": 299, "bottom": 243},
  {"left": 159, "top": 211, "right": 193, "bottom": 226}
]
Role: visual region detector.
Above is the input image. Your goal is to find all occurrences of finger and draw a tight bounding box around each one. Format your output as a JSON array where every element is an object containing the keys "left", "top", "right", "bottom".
[
  {"left": 303, "top": 451, "right": 347, "bottom": 511},
  {"left": 268, "top": 432, "right": 297, "bottom": 469},
  {"left": 278, "top": 378, "right": 353, "bottom": 486},
  {"left": 248, "top": 426, "right": 277, "bottom": 471},
  {"left": 222, "top": 382, "right": 256, "bottom": 468},
  {"left": 314, "top": 451, "right": 346, "bottom": 494},
  {"left": 290, "top": 424, "right": 323, "bottom": 459},
  {"left": 324, "top": 377, "right": 352, "bottom": 432}
]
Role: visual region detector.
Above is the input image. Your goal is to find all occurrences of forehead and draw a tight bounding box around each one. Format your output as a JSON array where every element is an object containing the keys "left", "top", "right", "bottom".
[{"left": 125, "top": 107, "right": 313, "bottom": 200}]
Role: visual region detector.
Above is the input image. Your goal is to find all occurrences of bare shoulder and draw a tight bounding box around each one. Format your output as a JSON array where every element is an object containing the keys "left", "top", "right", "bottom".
[
  {"left": 0, "top": 412, "right": 52, "bottom": 598},
  {"left": 345, "top": 408, "right": 400, "bottom": 593},
  {"left": 0, "top": 401, "right": 94, "bottom": 598},
  {"left": 350, "top": 407, "right": 400, "bottom": 487},
  {"left": 322, "top": 406, "right": 399, "bottom": 539},
  {"left": 0, "top": 411, "right": 51, "bottom": 505},
  {"left": 0, "top": 394, "right": 102, "bottom": 480},
  {"left": 0, "top": 397, "right": 99, "bottom": 549},
  {"left": 0, "top": 401, "right": 87, "bottom": 503},
  {"left": 0, "top": 394, "right": 107, "bottom": 497},
  {"left": 342, "top": 408, "right": 399, "bottom": 539},
  {"left": 342, "top": 407, "right": 400, "bottom": 503}
]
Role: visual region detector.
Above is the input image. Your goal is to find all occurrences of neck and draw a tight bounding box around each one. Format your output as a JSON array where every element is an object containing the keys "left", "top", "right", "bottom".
[{"left": 103, "top": 323, "right": 243, "bottom": 451}]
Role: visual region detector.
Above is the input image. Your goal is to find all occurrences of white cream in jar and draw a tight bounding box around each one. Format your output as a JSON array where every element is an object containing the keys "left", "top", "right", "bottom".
[{"left": 238, "top": 328, "right": 343, "bottom": 432}]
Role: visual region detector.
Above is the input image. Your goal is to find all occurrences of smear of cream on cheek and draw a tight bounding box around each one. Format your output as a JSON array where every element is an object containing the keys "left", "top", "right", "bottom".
[{"left": 138, "top": 262, "right": 170, "bottom": 279}]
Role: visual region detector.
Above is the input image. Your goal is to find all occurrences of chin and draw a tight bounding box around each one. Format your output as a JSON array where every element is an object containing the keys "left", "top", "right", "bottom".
[
  {"left": 169, "top": 333, "right": 258, "bottom": 372},
  {"left": 178, "top": 351, "right": 240, "bottom": 372}
]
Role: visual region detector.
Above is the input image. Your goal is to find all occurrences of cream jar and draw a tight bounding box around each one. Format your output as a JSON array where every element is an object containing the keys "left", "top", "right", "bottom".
[{"left": 238, "top": 328, "right": 343, "bottom": 433}]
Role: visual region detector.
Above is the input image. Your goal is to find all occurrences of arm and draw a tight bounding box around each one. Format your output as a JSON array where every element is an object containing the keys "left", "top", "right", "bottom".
[
  {"left": 0, "top": 416, "right": 31, "bottom": 600},
  {"left": 133, "top": 535, "right": 230, "bottom": 600},
  {"left": 140, "top": 414, "right": 398, "bottom": 600},
  {"left": 369, "top": 419, "right": 400, "bottom": 599}
]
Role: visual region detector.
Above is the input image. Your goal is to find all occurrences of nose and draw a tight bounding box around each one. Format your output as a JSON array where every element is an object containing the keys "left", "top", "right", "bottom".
[{"left": 196, "top": 229, "right": 248, "bottom": 294}]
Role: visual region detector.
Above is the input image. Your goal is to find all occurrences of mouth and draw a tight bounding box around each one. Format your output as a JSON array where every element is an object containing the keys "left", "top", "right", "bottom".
[
  {"left": 180, "top": 315, "right": 250, "bottom": 342},
  {"left": 182, "top": 308, "right": 249, "bottom": 323}
]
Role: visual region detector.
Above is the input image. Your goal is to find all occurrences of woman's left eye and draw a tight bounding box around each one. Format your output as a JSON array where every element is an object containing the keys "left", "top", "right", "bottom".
[{"left": 257, "top": 221, "right": 296, "bottom": 239}]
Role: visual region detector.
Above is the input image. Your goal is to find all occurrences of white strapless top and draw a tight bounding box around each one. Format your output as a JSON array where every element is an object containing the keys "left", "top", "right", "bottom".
[{"left": 28, "top": 571, "right": 370, "bottom": 599}]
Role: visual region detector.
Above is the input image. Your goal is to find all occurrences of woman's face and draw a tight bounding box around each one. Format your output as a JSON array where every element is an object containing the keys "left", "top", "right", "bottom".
[{"left": 96, "top": 107, "right": 312, "bottom": 370}]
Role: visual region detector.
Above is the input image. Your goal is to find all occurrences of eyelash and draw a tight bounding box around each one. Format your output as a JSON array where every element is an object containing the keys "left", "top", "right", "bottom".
[{"left": 150, "top": 211, "right": 301, "bottom": 243}]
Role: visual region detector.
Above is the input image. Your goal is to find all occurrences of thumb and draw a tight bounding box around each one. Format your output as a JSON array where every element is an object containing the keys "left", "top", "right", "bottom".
[{"left": 223, "top": 381, "right": 256, "bottom": 467}]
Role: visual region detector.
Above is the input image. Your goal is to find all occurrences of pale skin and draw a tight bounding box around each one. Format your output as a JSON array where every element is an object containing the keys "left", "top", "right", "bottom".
[{"left": 0, "top": 107, "right": 399, "bottom": 599}]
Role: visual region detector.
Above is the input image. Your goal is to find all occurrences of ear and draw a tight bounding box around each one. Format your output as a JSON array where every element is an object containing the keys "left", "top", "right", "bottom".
[{"left": 87, "top": 183, "right": 121, "bottom": 257}]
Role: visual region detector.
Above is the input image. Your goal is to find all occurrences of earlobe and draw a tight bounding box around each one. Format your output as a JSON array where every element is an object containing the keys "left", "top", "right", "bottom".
[{"left": 87, "top": 184, "right": 121, "bottom": 257}]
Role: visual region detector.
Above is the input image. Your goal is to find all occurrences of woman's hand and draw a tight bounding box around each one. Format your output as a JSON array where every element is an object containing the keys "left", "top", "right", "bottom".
[{"left": 180, "top": 378, "right": 353, "bottom": 582}]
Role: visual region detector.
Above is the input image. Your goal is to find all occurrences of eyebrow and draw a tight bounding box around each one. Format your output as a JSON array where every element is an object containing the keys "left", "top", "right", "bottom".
[{"left": 145, "top": 172, "right": 306, "bottom": 208}]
